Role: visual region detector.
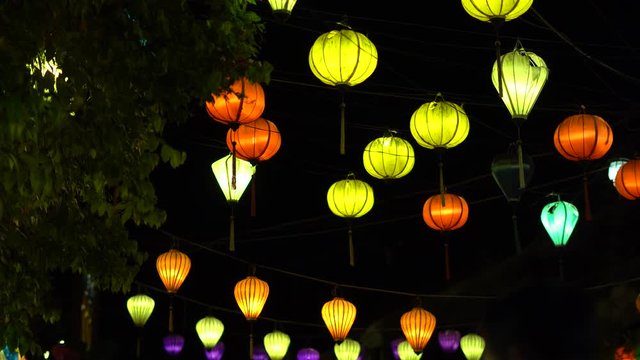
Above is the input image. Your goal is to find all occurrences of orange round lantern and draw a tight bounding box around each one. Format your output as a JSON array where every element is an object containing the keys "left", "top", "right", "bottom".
[
  {"left": 206, "top": 77, "right": 266, "bottom": 128},
  {"left": 615, "top": 159, "right": 640, "bottom": 200},
  {"left": 422, "top": 193, "right": 469, "bottom": 232},
  {"left": 400, "top": 306, "right": 436, "bottom": 354},
  {"left": 226, "top": 117, "right": 281, "bottom": 162},
  {"left": 321, "top": 297, "right": 357, "bottom": 342},
  {"left": 234, "top": 275, "right": 270, "bottom": 321},
  {"left": 156, "top": 249, "right": 192, "bottom": 294},
  {"left": 553, "top": 113, "right": 613, "bottom": 161}
]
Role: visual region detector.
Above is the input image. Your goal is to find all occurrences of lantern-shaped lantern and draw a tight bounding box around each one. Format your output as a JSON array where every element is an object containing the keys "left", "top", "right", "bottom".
[
  {"left": 397, "top": 340, "right": 422, "bottom": 360},
  {"left": 297, "top": 347, "right": 320, "bottom": 360},
  {"left": 615, "top": 346, "right": 637, "bottom": 360},
  {"left": 263, "top": 330, "right": 290, "bottom": 360},
  {"left": 156, "top": 249, "right": 191, "bottom": 294},
  {"left": 267, "top": 0, "right": 297, "bottom": 22},
  {"left": 460, "top": 333, "right": 485, "bottom": 360},
  {"left": 390, "top": 338, "right": 403, "bottom": 360},
  {"left": 163, "top": 333, "right": 185, "bottom": 356},
  {"left": 309, "top": 26, "right": 378, "bottom": 154},
  {"left": 609, "top": 158, "right": 629, "bottom": 186},
  {"left": 322, "top": 296, "right": 357, "bottom": 342},
  {"left": 253, "top": 345, "right": 269, "bottom": 360},
  {"left": 334, "top": 338, "right": 361, "bottom": 360},
  {"left": 327, "top": 173, "right": 374, "bottom": 266},
  {"left": 235, "top": 275, "right": 269, "bottom": 359},
  {"left": 540, "top": 198, "right": 579, "bottom": 247},
  {"left": 615, "top": 159, "right": 640, "bottom": 200},
  {"left": 206, "top": 77, "right": 265, "bottom": 128},
  {"left": 204, "top": 342, "right": 225, "bottom": 360},
  {"left": 211, "top": 153, "right": 256, "bottom": 251},
  {"left": 363, "top": 130, "right": 415, "bottom": 180},
  {"left": 400, "top": 307, "right": 437, "bottom": 354},
  {"left": 461, "top": 0, "right": 533, "bottom": 23},
  {"left": 196, "top": 316, "right": 225, "bottom": 349},
  {"left": 438, "top": 329, "right": 461, "bottom": 353},
  {"left": 126, "top": 294, "right": 155, "bottom": 328}
]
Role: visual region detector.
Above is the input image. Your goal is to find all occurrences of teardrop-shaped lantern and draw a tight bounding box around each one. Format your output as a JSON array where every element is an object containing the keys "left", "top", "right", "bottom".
[
  {"left": 196, "top": 316, "right": 225, "bottom": 349},
  {"left": 491, "top": 149, "right": 534, "bottom": 203},
  {"left": 400, "top": 307, "right": 437, "bottom": 354},
  {"left": 163, "top": 333, "right": 185, "bottom": 356},
  {"left": 461, "top": 0, "right": 533, "bottom": 22},
  {"left": 267, "top": 0, "right": 298, "bottom": 21},
  {"left": 264, "top": 330, "right": 291, "bottom": 360},
  {"left": 554, "top": 113, "right": 613, "bottom": 162},
  {"left": 397, "top": 340, "right": 422, "bottom": 360},
  {"left": 540, "top": 199, "right": 579, "bottom": 247},
  {"left": 126, "top": 294, "right": 155, "bottom": 328},
  {"left": 362, "top": 131, "right": 415, "bottom": 180},
  {"left": 437, "top": 329, "right": 461, "bottom": 354},
  {"left": 226, "top": 117, "right": 282, "bottom": 163},
  {"left": 234, "top": 275, "right": 270, "bottom": 321},
  {"left": 297, "top": 347, "right": 320, "bottom": 360},
  {"left": 206, "top": 77, "right": 265, "bottom": 128},
  {"left": 321, "top": 297, "right": 357, "bottom": 342},
  {"left": 615, "top": 159, "right": 640, "bottom": 200},
  {"left": 460, "top": 333, "right": 485, "bottom": 360},
  {"left": 204, "top": 342, "right": 225, "bottom": 360},
  {"left": 156, "top": 249, "right": 191, "bottom": 294},
  {"left": 334, "top": 338, "right": 361, "bottom": 360},
  {"left": 608, "top": 158, "right": 629, "bottom": 186},
  {"left": 409, "top": 94, "right": 470, "bottom": 150}
]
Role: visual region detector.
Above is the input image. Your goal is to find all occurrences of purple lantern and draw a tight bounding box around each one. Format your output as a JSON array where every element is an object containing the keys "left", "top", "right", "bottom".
[
  {"left": 163, "top": 334, "right": 185, "bottom": 356},
  {"left": 297, "top": 347, "right": 320, "bottom": 360},
  {"left": 204, "top": 342, "right": 225, "bottom": 360},
  {"left": 437, "top": 329, "right": 461, "bottom": 353},
  {"left": 253, "top": 344, "right": 269, "bottom": 360},
  {"left": 390, "top": 338, "right": 403, "bottom": 360}
]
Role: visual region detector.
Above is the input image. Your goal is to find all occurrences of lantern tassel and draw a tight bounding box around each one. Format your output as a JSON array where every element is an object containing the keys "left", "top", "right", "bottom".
[
  {"left": 229, "top": 205, "right": 236, "bottom": 252},
  {"left": 444, "top": 237, "right": 450, "bottom": 281},
  {"left": 438, "top": 155, "right": 446, "bottom": 205},
  {"left": 340, "top": 90, "right": 346, "bottom": 155},
  {"left": 168, "top": 298, "right": 174, "bottom": 333},
  {"left": 249, "top": 322, "right": 254, "bottom": 360},
  {"left": 583, "top": 175, "right": 593, "bottom": 221},
  {"left": 250, "top": 175, "right": 256, "bottom": 217},
  {"left": 516, "top": 129, "right": 526, "bottom": 189},
  {"left": 232, "top": 141, "right": 237, "bottom": 190},
  {"left": 348, "top": 223, "right": 355, "bottom": 267}
]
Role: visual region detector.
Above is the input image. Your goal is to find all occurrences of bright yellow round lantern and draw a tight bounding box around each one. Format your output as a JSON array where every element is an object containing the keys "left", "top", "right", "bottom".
[
  {"left": 461, "top": 0, "right": 534, "bottom": 23},
  {"left": 409, "top": 94, "right": 470, "bottom": 150},
  {"left": 126, "top": 294, "right": 155, "bottom": 328},
  {"left": 264, "top": 330, "right": 291, "bottom": 360},
  {"left": 363, "top": 131, "right": 415, "bottom": 180},
  {"left": 460, "top": 333, "right": 485, "bottom": 360},
  {"left": 321, "top": 297, "right": 357, "bottom": 342},
  {"left": 334, "top": 338, "right": 361, "bottom": 360},
  {"left": 400, "top": 306, "right": 437, "bottom": 354},
  {"left": 196, "top": 316, "right": 224, "bottom": 349},
  {"left": 156, "top": 249, "right": 191, "bottom": 294},
  {"left": 398, "top": 340, "right": 423, "bottom": 360},
  {"left": 327, "top": 173, "right": 374, "bottom": 218},
  {"left": 234, "top": 275, "right": 269, "bottom": 321}
]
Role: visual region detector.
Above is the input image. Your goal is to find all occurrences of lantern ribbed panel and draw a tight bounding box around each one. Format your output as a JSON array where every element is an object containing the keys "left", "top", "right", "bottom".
[
  {"left": 206, "top": 77, "right": 265, "bottom": 126},
  {"left": 234, "top": 276, "right": 269, "bottom": 321},
  {"left": 491, "top": 46, "right": 548, "bottom": 120},
  {"left": 264, "top": 330, "right": 291, "bottom": 360},
  {"left": 363, "top": 134, "right": 415, "bottom": 180},
  {"left": 553, "top": 114, "right": 613, "bottom": 161},
  {"left": 438, "top": 329, "right": 461, "bottom": 353},
  {"left": 461, "top": 0, "right": 533, "bottom": 22},
  {"left": 615, "top": 159, "right": 640, "bottom": 200},
  {"left": 409, "top": 99, "right": 470, "bottom": 149},
  {"left": 156, "top": 249, "right": 191, "bottom": 294},
  {"left": 460, "top": 333, "right": 485, "bottom": 360},
  {"left": 309, "top": 29, "right": 378, "bottom": 87},
  {"left": 334, "top": 338, "right": 361, "bottom": 360},
  {"left": 400, "top": 307, "right": 436, "bottom": 353},
  {"left": 126, "top": 294, "right": 155, "bottom": 327},
  {"left": 422, "top": 193, "right": 469, "bottom": 231},
  {"left": 211, "top": 154, "right": 256, "bottom": 202},
  {"left": 297, "top": 347, "right": 320, "bottom": 360},
  {"left": 540, "top": 200, "right": 579, "bottom": 247},
  {"left": 196, "top": 316, "right": 225, "bottom": 349},
  {"left": 397, "top": 340, "right": 422, "bottom": 360},
  {"left": 204, "top": 342, "right": 225, "bottom": 360},
  {"left": 163, "top": 334, "right": 185, "bottom": 356},
  {"left": 321, "top": 297, "right": 357, "bottom": 342},
  {"left": 327, "top": 177, "right": 374, "bottom": 218},
  {"left": 226, "top": 118, "right": 282, "bottom": 162},
  {"left": 268, "top": 0, "right": 297, "bottom": 14}
]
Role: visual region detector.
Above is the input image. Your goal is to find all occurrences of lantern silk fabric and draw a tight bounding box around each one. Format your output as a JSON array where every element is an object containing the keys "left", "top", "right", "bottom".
[
  {"left": 460, "top": 333, "right": 485, "bottom": 360},
  {"left": 206, "top": 77, "right": 265, "bottom": 126},
  {"left": 156, "top": 249, "right": 191, "bottom": 294},
  {"left": 397, "top": 340, "right": 423, "bottom": 360},
  {"left": 400, "top": 307, "right": 437, "bottom": 353},
  {"left": 234, "top": 276, "right": 269, "bottom": 321},
  {"left": 195, "top": 316, "right": 224, "bottom": 349},
  {"left": 615, "top": 159, "right": 640, "bottom": 200},
  {"left": 264, "top": 330, "right": 291, "bottom": 360},
  {"left": 540, "top": 200, "right": 579, "bottom": 247},
  {"left": 461, "top": 0, "right": 533, "bottom": 22},
  {"left": 321, "top": 297, "right": 357, "bottom": 342},
  {"left": 327, "top": 175, "right": 374, "bottom": 218},
  {"left": 362, "top": 133, "right": 415, "bottom": 180},
  {"left": 334, "top": 338, "right": 361, "bottom": 360},
  {"left": 226, "top": 117, "right": 282, "bottom": 162},
  {"left": 553, "top": 113, "right": 613, "bottom": 161},
  {"left": 409, "top": 97, "right": 470, "bottom": 150},
  {"left": 422, "top": 193, "right": 469, "bottom": 232},
  {"left": 126, "top": 294, "right": 155, "bottom": 327}
]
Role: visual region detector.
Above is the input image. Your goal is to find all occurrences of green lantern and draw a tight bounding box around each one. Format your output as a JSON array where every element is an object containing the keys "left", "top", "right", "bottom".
[
  {"left": 540, "top": 199, "right": 579, "bottom": 247},
  {"left": 264, "top": 330, "right": 290, "bottom": 360},
  {"left": 334, "top": 338, "right": 361, "bottom": 360},
  {"left": 267, "top": 0, "right": 297, "bottom": 21},
  {"left": 362, "top": 131, "right": 415, "bottom": 180},
  {"left": 397, "top": 340, "right": 422, "bottom": 360},
  {"left": 460, "top": 333, "right": 485, "bottom": 360},
  {"left": 126, "top": 294, "right": 155, "bottom": 328},
  {"left": 195, "top": 316, "right": 224, "bottom": 349}
]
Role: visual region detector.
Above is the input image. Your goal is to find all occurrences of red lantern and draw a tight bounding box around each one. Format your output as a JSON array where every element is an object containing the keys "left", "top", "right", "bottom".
[
  {"left": 206, "top": 77, "right": 266, "bottom": 128},
  {"left": 615, "top": 346, "right": 636, "bottom": 360},
  {"left": 615, "top": 159, "right": 640, "bottom": 200},
  {"left": 226, "top": 117, "right": 281, "bottom": 162}
]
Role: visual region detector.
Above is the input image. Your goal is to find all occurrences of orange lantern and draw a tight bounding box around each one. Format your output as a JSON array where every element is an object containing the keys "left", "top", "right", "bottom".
[
  {"left": 400, "top": 306, "right": 437, "bottom": 354},
  {"left": 615, "top": 159, "right": 640, "bottom": 200},
  {"left": 156, "top": 248, "right": 191, "bottom": 332},
  {"left": 206, "top": 77, "right": 266, "bottom": 128},
  {"left": 615, "top": 346, "right": 636, "bottom": 360},
  {"left": 321, "top": 297, "right": 357, "bottom": 342},
  {"left": 234, "top": 275, "right": 269, "bottom": 358}
]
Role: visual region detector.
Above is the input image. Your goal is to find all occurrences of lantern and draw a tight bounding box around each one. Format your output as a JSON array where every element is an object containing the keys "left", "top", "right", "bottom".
[
  {"left": 206, "top": 77, "right": 265, "bottom": 128},
  {"left": 400, "top": 307, "right": 436, "bottom": 354},
  {"left": 615, "top": 346, "right": 637, "bottom": 360},
  {"left": 362, "top": 131, "right": 415, "bottom": 180},
  {"left": 156, "top": 249, "right": 191, "bottom": 294},
  {"left": 264, "top": 330, "right": 290, "bottom": 360},
  {"left": 461, "top": 0, "right": 533, "bottom": 23},
  {"left": 211, "top": 153, "right": 256, "bottom": 251},
  {"left": 204, "top": 342, "right": 225, "bottom": 360},
  {"left": 460, "top": 333, "right": 485, "bottom": 360},
  {"left": 609, "top": 158, "right": 629, "bottom": 185},
  {"left": 334, "top": 338, "right": 361, "bottom": 360},
  {"left": 126, "top": 294, "right": 155, "bottom": 328},
  {"left": 397, "top": 340, "right": 422, "bottom": 360},
  {"left": 540, "top": 198, "right": 579, "bottom": 247},
  {"left": 267, "top": 0, "right": 297, "bottom": 21},
  {"left": 438, "top": 329, "right": 461, "bottom": 353},
  {"left": 297, "top": 347, "right": 320, "bottom": 360},
  {"left": 327, "top": 173, "right": 374, "bottom": 266},
  {"left": 321, "top": 296, "right": 357, "bottom": 342},
  {"left": 390, "top": 338, "right": 403, "bottom": 360},
  {"left": 163, "top": 333, "right": 185, "bottom": 356},
  {"left": 235, "top": 275, "right": 269, "bottom": 359},
  {"left": 615, "top": 159, "right": 640, "bottom": 200},
  {"left": 253, "top": 345, "right": 270, "bottom": 360},
  {"left": 196, "top": 316, "right": 224, "bottom": 349},
  {"left": 309, "top": 26, "right": 378, "bottom": 154}
]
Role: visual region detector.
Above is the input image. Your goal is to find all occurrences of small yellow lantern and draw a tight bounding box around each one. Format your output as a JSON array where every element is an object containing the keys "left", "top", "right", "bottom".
[
  {"left": 400, "top": 306, "right": 437, "bottom": 354},
  {"left": 461, "top": 0, "right": 534, "bottom": 23},
  {"left": 195, "top": 316, "right": 224, "bottom": 349},
  {"left": 362, "top": 130, "right": 415, "bottom": 180},
  {"left": 126, "top": 294, "right": 155, "bottom": 328},
  {"left": 321, "top": 297, "right": 357, "bottom": 342},
  {"left": 460, "top": 333, "right": 485, "bottom": 360},
  {"left": 334, "top": 338, "right": 361, "bottom": 360},
  {"left": 264, "top": 330, "right": 291, "bottom": 360},
  {"left": 397, "top": 340, "right": 423, "bottom": 360}
]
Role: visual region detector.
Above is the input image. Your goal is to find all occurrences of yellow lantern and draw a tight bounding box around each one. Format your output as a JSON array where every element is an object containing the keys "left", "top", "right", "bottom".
[
  {"left": 156, "top": 249, "right": 191, "bottom": 294},
  {"left": 334, "top": 338, "right": 361, "bottom": 360},
  {"left": 321, "top": 297, "right": 357, "bottom": 342},
  {"left": 264, "top": 330, "right": 291, "bottom": 360},
  {"left": 398, "top": 340, "right": 423, "bottom": 360},
  {"left": 400, "top": 307, "right": 437, "bottom": 354},
  {"left": 362, "top": 131, "right": 415, "bottom": 180},
  {"left": 267, "top": 0, "right": 297, "bottom": 21},
  {"left": 327, "top": 173, "right": 374, "bottom": 266},
  {"left": 234, "top": 275, "right": 269, "bottom": 321},
  {"left": 126, "top": 294, "right": 155, "bottom": 328},
  {"left": 309, "top": 26, "right": 378, "bottom": 154},
  {"left": 196, "top": 316, "right": 224, "bottom": 349},
  {"left": 460, "top": 333, "right": 485, "bottom": 360},
  {"left": 461, "top": 0, "right": 533, "bottom": 23}
]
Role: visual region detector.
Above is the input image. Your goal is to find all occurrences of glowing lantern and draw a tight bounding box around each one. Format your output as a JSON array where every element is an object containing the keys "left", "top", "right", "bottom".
[
  {"left": 327, "top": 173, "right": 374, "bottom": 266},
  {"left": 297, "top": 347, "right": 320, "bottom": 360},
  {"left": 390, "top": 338, "right": 403, "bottom": 360},
  {"left": 461, "top": 0, "right": 533, "bottom": 22},
  {"left": 309, "top": 26, "right": 378, "bottom": 154},
  {"left": 253, "top": 345, "right": 269, "bottom": 360},
  {"left": 156, "top": 249, "right": 191, "bottom": 294},
  {"left": 334, "top": 338, "right": 361, "bottom": 360},
  {"left": 211, "top": 153, "right": 256, "bottom": 251},
  {"left": 609, "top": 158, "right": 629, "bottom": 185},
  {"left": 206, "top": 77, "right": 265, "bottom": 128},
  {"left": 163, "top": 334, "right": 185, "bottom": 356},
  {"left": 196, "top": 316, "right": 224, "bottom": 349},
  {"left": 400, "top": 307, "right": 436, "bottom": 354},
  {"left": 397, "top": 340, "right": 422, "bottom": 360},
  {"left": 267, "top": 0, "right": 297, "bottom": 21},
  {"left": 615, "top": 346, "right": 637, "bottom": 360},
  {"left": 615, "top": 159, "right": 640, "bottom": 200},
  {"left": 540, "top": 198, "right": 579, "bottom": 247},
  {"left": 362, "top": 131, "right": 415, "bottom": 180},
  {"left": 264, "top": 330, "right": 290, "bottom": 360},
  {"left": 438, "top": 329, "right": 461, "bottom": 353},
  {"left": 460, "top": 333, "right": 485, "bottom": 360},
  {"left": 322, "top": 296, "right": 357, "bottom": 342},
  {"left": 235, "top": 275, "right": 269, "bottom": 359},
  {"left": 126, "top": 294, "right": 155, "bottom": 328},
  {"left": 204, "top": 342, "right": 225, "bottom": 360}
]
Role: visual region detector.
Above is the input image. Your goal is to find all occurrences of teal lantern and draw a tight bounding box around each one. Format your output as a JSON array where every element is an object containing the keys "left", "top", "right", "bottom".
[{"left": 540, "top": 198, "right": 579, "bottom": 247}]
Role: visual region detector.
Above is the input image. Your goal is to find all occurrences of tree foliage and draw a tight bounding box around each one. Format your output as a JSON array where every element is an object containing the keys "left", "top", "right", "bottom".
[{"left": 0, "top": 0, "right": 271, "bottom": 353}]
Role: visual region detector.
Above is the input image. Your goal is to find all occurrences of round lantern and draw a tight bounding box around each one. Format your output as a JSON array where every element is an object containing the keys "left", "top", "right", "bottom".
[
  {"left": 264, "top": 330, "right": 290, "bottom": 360},
  {"left": 156, "top": 249, "right": 191, "bottom": 294},
  {"left": 234, "top": 275, "right": 269, "bottom": 321},
  {"left": 608, "top": 158, "right": 629, "bottom": 185},
  {"left": 459, "top": 333, "right": 485, "bottom": 360},
  {"left": 226, "top": 117, "right": 282, "bottom": 163},
  {"left": 163, "top": 333, "right": 185, "bottom": 356},
  {"left": 362, "top": 131, "right": 415, "bottom": 180},
  {"left": 206, "top": 77, "right": 265, "bottom": 128},
  {"left": 196, "top": 316, "right": 225, "bottom": 349},
  {"left": 422, "top": 193, "right": 469, "bottom": 232},
  {"left": 540, "top": 199, "right": 579, "bottom": 247},
  {"left": 334, "top": 338, "right": 361, "bottom": 360},
  {"left": 297, "top": 347, "right": 320, "bottom": 360},
  {"left": 321, "top": 297, "right": 357, "bottom": 342},
  {"left": 554, "top": 113, "right": 613, "bottom": 161},
  {"left": 409, "top": 94, "right": 470, "bottom": 150},
  {"left": 204, "top": 342, "right": 225, "bottom": 360},
  {"left": 438, "top": 329, "right": 461, "bottom": 353},
  {"left": 461, "top": 0, "right": 533, "bottom": 23},
  {"left": 615, "top": 159, "right": 640, "bottom": 200},
  {"left": 400, "top": 306, "right": 437, "bottom": 354},
  {"left": 397, "top": 340, "right": 422, "bottom": 360},
  {"left": 126, "top": 294, "right": 155, "bottom": 328}
]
